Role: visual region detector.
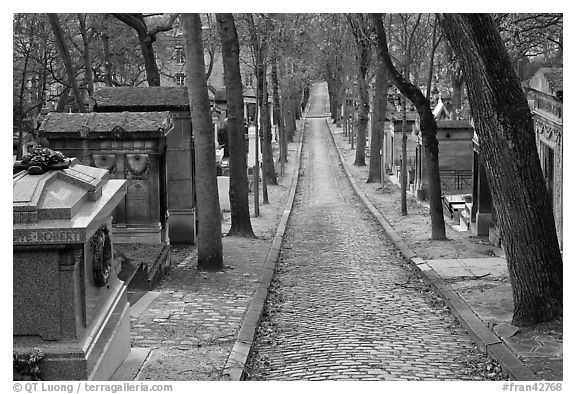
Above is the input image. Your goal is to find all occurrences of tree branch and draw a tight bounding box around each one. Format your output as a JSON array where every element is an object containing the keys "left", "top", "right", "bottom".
[
  {"left": 147, "top": 13, "right": 179, "bottom": 36},
  {"left": 112, "top": 13, "right": 146, "bottom": 35}
]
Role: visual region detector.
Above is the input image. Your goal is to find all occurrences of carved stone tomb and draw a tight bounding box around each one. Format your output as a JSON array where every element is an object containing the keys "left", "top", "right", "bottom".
[{"left": 13, "top": 158, "right": 129, "bottom": 380}]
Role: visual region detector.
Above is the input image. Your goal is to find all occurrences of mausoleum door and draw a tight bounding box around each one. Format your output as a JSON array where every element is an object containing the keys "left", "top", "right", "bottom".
[{"left": 541, "top": 143, "right": 555, "bottom": 210}]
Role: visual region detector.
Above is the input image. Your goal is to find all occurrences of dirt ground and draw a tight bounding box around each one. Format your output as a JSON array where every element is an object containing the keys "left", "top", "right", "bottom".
[{"left": 349, "top": 167, "right": 500, "bottom": 260}]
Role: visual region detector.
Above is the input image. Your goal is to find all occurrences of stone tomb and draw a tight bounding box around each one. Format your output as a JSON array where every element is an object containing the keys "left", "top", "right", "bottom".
[
  {"left": 412, "top": 119, "right": 474, "bottom": 200},
  {"left": 13, "top": 158, "right": 129, "bottom": 380},
  {"left": 40, "top": 111, "right": 172, "bottom": 244},
  {"left": 92, "top": 87, "right": 198, "bottom": 244},
  {"left": 383, "top": 111, "right": 419, "bottom": 177}
]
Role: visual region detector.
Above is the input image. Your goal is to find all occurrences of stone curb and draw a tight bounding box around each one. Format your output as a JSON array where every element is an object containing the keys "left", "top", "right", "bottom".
[
  {"left": 325, "top": 119, "right": 537, "bottom": 381},
  {"left": 219, "top": 107, "right": 309, "bottom": 381}
]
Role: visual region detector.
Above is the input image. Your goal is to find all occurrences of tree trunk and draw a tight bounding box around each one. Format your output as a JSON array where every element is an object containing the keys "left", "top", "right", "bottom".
[
  {"left": 101, "top": 30, "right": 114, "bottom": 87},
  {"left": 78, "top": 14, "right": 94, "bottom": 95},
  {"left": 303, "top": 85, "right": 310, "bottom": 111},
  {"left": 328, "top": 77, "right": 339, "bottom": 121},
  {"left": 439, "top": 13, "right": 562, "bottom": 326},
  {"left": 112, "top": 13, "right": 163, "bottom": 86},
  {"left": 256, "top": 62, "right": 277, "bottom": 186},
  {"left": 139, "top": 31, "right": 161, "bottom": 86},
  {"left": 182, "top": 13, "right": 223, "bottom": 271},
  {"left": 56, "top": 86, "right": 71, "bottom": 112},
  {"left": 354, "top": 75, "right": 368, "bottom": 166},
  {"left": 372, "top": 13, "right": 446, "bottom": 240},
  {"left": 401, "top": 93, "right": 408, "bottom": 215},
  {"left": 255, "top": 68, "right": 269, "bottom": 204},
  {"left": 39, "top": 41, "right": 49, "bottom": 112},
  {"left": 271, "top": 56, "right": 281, "bottom": 126},
  {"left": 276, "top": 58, "right": 289, "bottom": 164},
  {"left": 348, "top": 14, "right": 371, "bottom": 167},
  {"left": 289, "top": 94, "right": 297, "bottom": 142},
  {"left": 426, "top": 18, "right": 440, "bottom": 101},
  {"left": 216, "top": 13, "right": 255, "bottom": 238},
  {"left": 283, "top": 91, "right": 296, "bottom": 143},
  {"left": 253, "top": 78, "right": 260, "bottom": 217},
  {"left": 17, "top": 26, "right": 32, "bottom": 159},
  {"left": 279, "top": 60, "right": 296, "bottom": 144},
  {"left": 271, "top": 55, "right": 287, "bottom": 169},
  {"left": 295, "top": 93, "right": 302, "bottom": 120},
  {"left": 343, "top": 83, "right": 351, "bottom": 137},
  {"left": 367, "top": 60, "right": 387, "bottom": 183},
  {"left": 259, "top": 72, "right": 277, "bottom": 186},
  {"left": 47, "top": 14, "right": 86, "bottom": 113},
  {"left": 247, "top": 14, "right": 276, "bottom": 188}
]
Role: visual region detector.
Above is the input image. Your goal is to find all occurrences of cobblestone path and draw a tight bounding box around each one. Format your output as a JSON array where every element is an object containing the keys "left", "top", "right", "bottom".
[{"left": 247, "top": 84, "right": 489, "bottom": 381}]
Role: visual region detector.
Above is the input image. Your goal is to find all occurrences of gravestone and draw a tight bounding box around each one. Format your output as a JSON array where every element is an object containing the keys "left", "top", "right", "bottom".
[
  {"left": 13, "top": 153, "right": 130, "bottom": 380},
  {"left": 217, "top": 176, "right": 230, "bottom": 212}
]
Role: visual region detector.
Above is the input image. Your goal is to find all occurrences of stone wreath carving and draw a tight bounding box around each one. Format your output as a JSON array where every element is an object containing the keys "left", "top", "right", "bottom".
[
  {"left": 125, "top": 154, "right": 149, "bottom": 178},
  {"left": 92, "top": 154, "right": 116, "bottom": 172},
  {"left": 90, "top": 224, "right": 112, "bottom": 287}
]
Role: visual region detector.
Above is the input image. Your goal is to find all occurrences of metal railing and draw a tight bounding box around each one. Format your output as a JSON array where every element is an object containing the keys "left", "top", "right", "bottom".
[{"left": 439, "top": 169, "right": 473, "bottom": 192}]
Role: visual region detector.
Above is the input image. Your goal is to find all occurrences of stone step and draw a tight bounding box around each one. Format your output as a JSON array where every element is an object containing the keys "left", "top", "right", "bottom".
[
  {"left": 460, "top": 209, "right": 471, "bottom": 229},
  {"left": 118, "top": 243, "right": 171, "bottom": 291}
]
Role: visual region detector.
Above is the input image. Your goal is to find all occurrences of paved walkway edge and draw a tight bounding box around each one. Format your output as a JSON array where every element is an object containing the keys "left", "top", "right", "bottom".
[
  {"left": 325, "top": 119, "right": 537, "bottom": 381},
  {"left": 220, "top": 110, "right": 308, "bottom": 381},
  {"left": 130, "top": 291, "right": 162, "bottom": 319}
]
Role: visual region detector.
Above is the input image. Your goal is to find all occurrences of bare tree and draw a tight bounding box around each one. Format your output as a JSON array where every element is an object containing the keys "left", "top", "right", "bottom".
[
  {"left": 216, "top": 13, "right": 255, "bottom": 237},
  {"left": 47, "top": 13, "right": 86, "bottom": 113},
  {"left": 270, "top": 52, "right": 287, "bottom": 171},
  {"left": 366, "top": 58, "right": 387, "bottom": 183},
  {"left": 439, "top": 13, "right": 562, "bottom": 326},
  {"left": 346, "top": 13, "right": 372, "bottom": 167},
  {"left": 494, "top": 13, "right": 562, "bottom": 77},
  {"left": 372, "top": 13, "right": 446, "bottom": 240},
  {"left": 77, "top": 14, "right": 94, "bottom": 95},
  {"left": 14, "top": 14, "right": 38, "bottom": 158},
  {"left": 112, "top": 13, "right": 178, "bottom": 86},
  {"left": 182, "top": 13, "right": 223, "bottom": 271},
  {"left": 245, "top": 13, "right": 278, "bottom": 188}
]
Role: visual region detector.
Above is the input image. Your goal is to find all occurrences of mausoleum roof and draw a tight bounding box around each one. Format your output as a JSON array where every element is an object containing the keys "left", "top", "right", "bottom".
[
  {"left": 93, "top": 87, "right": 190, "bottom": 111},
  {"left": 39, "top": 111, "right": 173, "bottom": 137},
  {"left": 436, "top": 120, "right": 473, "bottom": 129},
  {"left": 92, "top": 85, "right": 227, "bottom": 112},
  {"left": 390, "top": 111, "right": 419, "bottom": 122}
]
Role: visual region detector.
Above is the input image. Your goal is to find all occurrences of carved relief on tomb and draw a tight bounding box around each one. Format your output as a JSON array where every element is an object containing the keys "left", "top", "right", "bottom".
[
  {"left": 91, "top": 154, "right": 116, "bottom": 173},
  {"left": 90, "top": 224, "right": 112, "bottom": 287},
  {"left": 125, "top": 154, "right": 150, "bottom": 179},
  {"left": 534, "top": 118, "right": 562, "bottom": 145}
]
